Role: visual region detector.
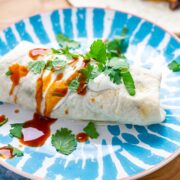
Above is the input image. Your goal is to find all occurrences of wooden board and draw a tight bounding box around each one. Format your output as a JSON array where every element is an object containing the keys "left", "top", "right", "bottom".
[{"left": 0, "top": 0, "right": 179, "bottom": 179}]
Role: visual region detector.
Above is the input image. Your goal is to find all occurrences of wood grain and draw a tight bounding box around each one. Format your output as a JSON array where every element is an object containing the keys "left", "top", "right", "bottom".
[{"left": 0, "top": 0, "right": 179, "bottom": 179}]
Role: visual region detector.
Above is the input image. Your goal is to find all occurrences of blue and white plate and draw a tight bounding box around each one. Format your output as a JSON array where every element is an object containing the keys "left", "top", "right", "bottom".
[{"left": 0, "top": 8, "right": 180, "bottom": 180}]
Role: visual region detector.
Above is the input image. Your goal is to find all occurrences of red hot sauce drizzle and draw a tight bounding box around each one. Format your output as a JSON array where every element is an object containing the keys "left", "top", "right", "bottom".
[
  {"left": 0, "top": 146, "right": 13, "bottom": 159},
  {"left": 0, "top": 115, "right": 6, "bottom": 124},
  {"left": 29, "top": 48, "right": 48, "bottom": 60},
  {"left": 8, "top": 64, "right": 29, "bottom": 96},
  {"left": 20, "top": 113, "right": 57, "bottom": 147}
]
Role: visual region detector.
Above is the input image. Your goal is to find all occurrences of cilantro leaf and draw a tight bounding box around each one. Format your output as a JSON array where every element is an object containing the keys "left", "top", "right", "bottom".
[
  {"left": 104, "top": 68, "right": 122, "bottom": 85},
  {"left": 46, "top": 58, "right": 67, "bottom": 71},
  {"left": 51, "top": 128, "right": 77, "bottom": 155},
  {"left": 108, "top": 57, "right": 129, "bottom": 70},
  {"left": 168, "top": 60, "right": 180, "bottom": 72},
  {"left": 122, "top": 71, "right": 136, "bottom": 96},
  {"left": 10, "top": 123, "right": 23, "bottom": 138},
  {"left": 8, "top": 144, "right": 24, "bottom": 157},
  {"left": 56, "top": 33, "right": 80, "bottom": 49},
  {"left": 61, "top": 47, "right": 79, "bottom": 59},
  {"left": 5, "top": 71, "right": 13, "bottom": 76},
  {"left": 28, "top": 61, "right": 46, "bottom": 74},
  {"left": 83, "top": 122, "right": 99, "bottom": 139},
  {"left": 106, "top": 27, "right": 129, "bottom": 58},
  {"left": 68, "top": 79, "right": 80, "bottom": 91},
  {"left": 0, "top": 117, "right": 8, "bottom": 127},
  {"left": 80, "top": 64, "right": 100, "bottom": 82},
  {"left": 86, "top": 40, "right": 107, "bottom": 65}
]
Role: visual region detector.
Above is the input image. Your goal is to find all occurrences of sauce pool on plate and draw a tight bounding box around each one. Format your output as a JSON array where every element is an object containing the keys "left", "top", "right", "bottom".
[{"left": 20, "top": 113, "right": 57, "bottom": 147}]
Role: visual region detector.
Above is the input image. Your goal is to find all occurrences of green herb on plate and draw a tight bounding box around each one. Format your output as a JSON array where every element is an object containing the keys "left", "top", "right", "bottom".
[
  {"left": 8, "top": 144, "right": 24, "bottom": 157},
  {"left": 51, "top": 128, "right": 77, "bottom": 155},
  {"left": 168, "top": 60, "right": 180, "bottom": 72},
  {"left": 83, "top": 122, "right": 99, "bottom": 139},
  {"left": 10, "top": 123, "right": 23, "bottom": 138}
]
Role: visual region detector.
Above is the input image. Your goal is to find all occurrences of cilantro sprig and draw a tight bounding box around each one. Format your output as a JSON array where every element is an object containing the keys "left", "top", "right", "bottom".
[
  {"left": 56, "top": 33, "right": 80, "bottom": 49},
  {"left": 10, "top": 123, "right": 23, "bottom": 138},
  {"left": 83, "top": 122, "right": 99, "bottom": 139},
  {"left": 46, "top": 58, "right": 67, "bottom": 71},
  {"left": 68, "top": 79, "right": 80, "bottom": 91},
  {"left": 8, "top": 144, "right": 24, "bottom": 157},
  {"left": 28, "top": 61, "right": 46, "bottom": 74},
  {"left": 5, "top": 70, "right": 13, "bottom": 76},
  {"left": 51, "top": 128, "right": 77, "bottom": 155},
  {"left": 168, "top": 60, "right": 180, "bottom": 72}
]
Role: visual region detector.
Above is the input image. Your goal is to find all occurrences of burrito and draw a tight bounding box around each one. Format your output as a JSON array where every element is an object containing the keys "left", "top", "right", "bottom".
[{"left": 0, "top": 41, "right": 165, "bottom": 125}]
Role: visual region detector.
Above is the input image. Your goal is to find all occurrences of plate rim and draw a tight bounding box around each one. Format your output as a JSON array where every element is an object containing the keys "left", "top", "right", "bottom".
[{"left": 0, "top": 6, "right": 180, "bottom": 180}]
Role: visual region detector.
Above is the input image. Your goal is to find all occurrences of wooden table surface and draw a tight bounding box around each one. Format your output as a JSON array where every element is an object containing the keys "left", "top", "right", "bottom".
[{"left": 0, "top": 0, "right": 179, "bottom": 179}]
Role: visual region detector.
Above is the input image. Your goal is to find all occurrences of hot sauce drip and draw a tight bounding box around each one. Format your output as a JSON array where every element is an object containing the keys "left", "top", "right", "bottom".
[
  {"left": 29, "top": 48, "right": 48, "bottom": 60},
  {"left": 76, "top": 132, "right": 88, "bottom": 143},
  {"left": 35, "top": 76, "right": 44, "bottom": 114},
  {"left": 0, "top": 115, "right": 6, "bottom": 123},
  {"left": 77, "top": 74, "right": 87, "bottom": 96},
  {"left": 0, "top": 146, "right": 13, "bottom": 159},
  {"left": 8, "top": 64, "right": 29, "bottom": 96},
  {"left": 20, "top": 113, "right": 57, "bottom": 147},
  {"left": 44, "top": 73, "right": 69, "bottom": 116}
]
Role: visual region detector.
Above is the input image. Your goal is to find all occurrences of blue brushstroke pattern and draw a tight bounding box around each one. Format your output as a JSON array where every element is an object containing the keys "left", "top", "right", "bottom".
[
  {"left": 131, "top": 21, "right": 152, "bottom": 44},
  {"left": 29, "top": 15, "right": 50, "bottom": 44},
  {"left": 76, "top": 8, "right": 87, "bottom": 37},
  {"left": 93, "top": 9, "right": 105, "bottom": 38},
  {"left": 46, "top": 158, "right": 98, "bottom": 180},
  {"left": 107, "top": 125, "right": 120, "bottom": 136},
  {"left": 102, "top": 139, "right": 117, "bottom": 180},
  {"left": 112, "top": 137, "right": 144, "bottom": 175},
  {"left": 50, "top": 10, "right": 62, "bottom": 35},
  {"left": 21, "top": 147, "right": 52, "bottom": 174},
  {"left": 148, "top": 124, "right": 180, "bottom": 142},
  {"left": 15, "top": 21, "right": 33, "bottom": 42},
  {"left": 63, "top": 9, "right": 73, "bottom": 38},
  {"left": 0, "top": 38, "right": 9, "bottom": 55},
  {"left": 108, "top": 11, "right": 127, "bottom": 38},
  {"left": 147, "top": 26, "right": 165, "bottom": 48},
  {"left": 122, "top": 133, "right": 139, "bottom": 144},
  {"left": 3, "top": 27, "right": 18, "bottom": 49}
]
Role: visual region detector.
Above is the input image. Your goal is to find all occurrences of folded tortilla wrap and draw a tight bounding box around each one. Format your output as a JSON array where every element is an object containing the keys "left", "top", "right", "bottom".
[{"left": 0, "top": 42, "right": 166, "bottom": 125}]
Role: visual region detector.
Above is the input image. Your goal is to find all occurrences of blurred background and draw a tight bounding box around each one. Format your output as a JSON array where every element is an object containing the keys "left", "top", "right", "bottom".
[
  {"left": 0, "top": 0, "right": 179, "bottom": 179},
  {"left": 0, "top": 0, "right": 180, "bottom": 37}
]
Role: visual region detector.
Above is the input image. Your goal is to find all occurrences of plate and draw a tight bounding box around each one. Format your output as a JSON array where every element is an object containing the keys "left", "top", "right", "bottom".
[{"left": 0, "top": 7, "right": 179, "bottom": 180}]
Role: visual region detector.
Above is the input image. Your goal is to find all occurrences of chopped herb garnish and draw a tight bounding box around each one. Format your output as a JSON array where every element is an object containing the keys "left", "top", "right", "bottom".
[
  {"left": 122, "top": 71, "right": 136, "bottom": 96},
  {"left": 168, "top": 60, "right": 180, "bottom": 72},
  {"left": 10, "top": 123, "right": 23, "bottom": 138},
  {"left": 68, "top": 79, "right": 80, "bottom": 91},
  {"left": 51, "top": 128, "right": 77, "bottom": 155},
  {"left": 0, "top": 117, "right": 8, "bottom": 127},
  {"left": 104, "top": 68, "right": 122, "bottom": 85},
  {"left": 86, "top": 40, "right": 107, "bottom": 65},
  {"left": 108, "top": 57, "right": 129, "bottom": 70},
  {"left": 61, "top": 47, "right": 79, "bottom": 58},
  {"left": 106, "top": 27, "right": 129, "bottom": 58},
  {"left": 56, "top": 33, "right": 80, "bottom": 49},
  {"left": 83, "top": 122, "right": 99, "bottom": 139},
  {"left": 46, "top": 58, "right": 67, "bottom": 71},
  {"left": 28, "top": 61, "right": 46, "bottom": 74},
  {"left": 8, "top": 144, "right": 24, "bottom": 157},
  {"left": 5, "top": 70, "right": 13, "bottom": 76}
]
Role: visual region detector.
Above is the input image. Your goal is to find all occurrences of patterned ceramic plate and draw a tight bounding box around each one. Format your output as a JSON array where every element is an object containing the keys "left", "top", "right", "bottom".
[{"left": 0, "top": 7, "right": 179, "bottom": 180}]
